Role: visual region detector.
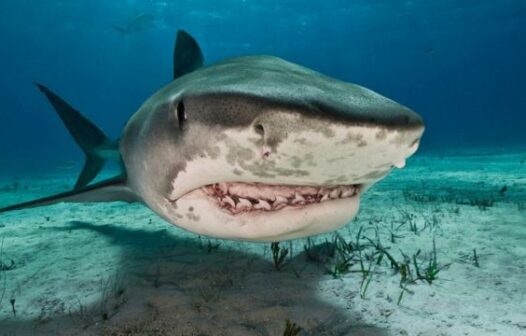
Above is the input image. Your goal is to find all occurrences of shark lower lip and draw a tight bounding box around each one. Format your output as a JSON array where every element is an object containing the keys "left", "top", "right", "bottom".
[{"left": 186, "top": 182, "right": 361, "bottom": 215}]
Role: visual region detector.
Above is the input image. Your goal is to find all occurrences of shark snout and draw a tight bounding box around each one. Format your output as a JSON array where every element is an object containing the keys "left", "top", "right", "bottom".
[
  {"left": 243, "top": 105, "right": 424, "bottom": 188},
  {"left": 372, "top": 104, "right": 425, "bottom": 131},
  {"left": 326, "top": 96, "right": 425, "bottom": 134}
]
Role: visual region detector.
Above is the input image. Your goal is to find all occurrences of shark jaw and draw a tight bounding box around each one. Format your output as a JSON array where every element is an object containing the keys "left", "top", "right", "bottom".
[
  {"left": 137, "top": 120, "right": 423, "bottom": 242},
  {"left": 168, "top": 181, "right": 363, "bottom": 242},
  {"left": 201, "top": 182, "right": 360, "bottom": 214}
]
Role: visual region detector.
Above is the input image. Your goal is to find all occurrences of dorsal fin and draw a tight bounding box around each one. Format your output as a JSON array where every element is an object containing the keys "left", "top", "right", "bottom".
[
  {"left": 173, "top": 30, "right": 204, "bottom": 79},
  {"left": 35, "top": 83, "right": 120, "bottom": 189}
]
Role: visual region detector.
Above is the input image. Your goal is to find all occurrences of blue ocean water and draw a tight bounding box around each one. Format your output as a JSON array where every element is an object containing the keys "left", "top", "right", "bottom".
[
  {"left": 2, "top": 2, "right": 526, "bottom": 334},
  {"left": 0, "top": 0, "right": 524, "bottom": 174}
]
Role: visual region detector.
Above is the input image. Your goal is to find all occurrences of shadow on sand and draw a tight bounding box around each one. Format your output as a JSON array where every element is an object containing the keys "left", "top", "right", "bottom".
[{"left": 2, "top": 221, "right": 387, "bottom": 336}]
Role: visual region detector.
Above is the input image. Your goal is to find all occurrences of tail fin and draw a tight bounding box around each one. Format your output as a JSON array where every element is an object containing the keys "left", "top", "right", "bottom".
[{"left": 35, "top": 83, "right": 119, "bottom": 189}]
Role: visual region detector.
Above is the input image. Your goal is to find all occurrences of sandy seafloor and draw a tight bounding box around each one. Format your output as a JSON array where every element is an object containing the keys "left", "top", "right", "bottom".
[{"left": 0, "top": 150, "right": 525, "bottom": 336}]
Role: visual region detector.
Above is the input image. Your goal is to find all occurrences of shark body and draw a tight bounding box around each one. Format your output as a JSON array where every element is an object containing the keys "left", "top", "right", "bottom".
[{"left": 0, "top": 31, "right": 424, "bottom": 242}]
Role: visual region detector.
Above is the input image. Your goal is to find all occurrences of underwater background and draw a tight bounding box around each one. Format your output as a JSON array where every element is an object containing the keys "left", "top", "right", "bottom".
[
  {"left": 1, "top": 1, "right": 526, "bottom": 335},
  {"left": 0, "top": 0, "right": 525, "bottom": 174}
]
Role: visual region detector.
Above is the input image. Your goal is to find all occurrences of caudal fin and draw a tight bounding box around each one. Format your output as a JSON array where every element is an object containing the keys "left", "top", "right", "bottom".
[{"left": 35, "top": 83, "right": 119, "bottom": 189}]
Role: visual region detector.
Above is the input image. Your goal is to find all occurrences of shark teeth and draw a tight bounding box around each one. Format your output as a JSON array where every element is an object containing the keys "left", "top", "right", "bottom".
[
  {"left": 236, "top": 198, "right": 252, "bottom": 210},
  {"left": 217, "top": 182, "right": 229, "bottom": 194},
  {"left": 292, "top": 192, "right": 305, "bottom": 205},
  {"left": 221, "top": 195, "right": 236, "bottom": 208},
  {"left": 329, "top": 188, "right": 341, "bottom": 199},
  {"left": 341, "top": 189, "right": 355, "bottom": 198},
  {"left": 254, "top": 200, "right": 271, "bottom": 211},
  {"left": 274, "top": 195, "right": 288, "bottom": 206},
  {"left": 204, "top": 182, "right": 359, "bottom": 215}
]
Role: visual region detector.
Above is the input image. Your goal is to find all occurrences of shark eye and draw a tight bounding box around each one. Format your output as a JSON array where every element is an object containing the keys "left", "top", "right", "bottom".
[{"left": 177, "top": 100, "right": 186, "bottom": 128}]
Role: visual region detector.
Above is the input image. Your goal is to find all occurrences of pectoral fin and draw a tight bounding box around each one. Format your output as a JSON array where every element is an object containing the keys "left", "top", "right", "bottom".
[{"left": 0, "top": 176, "right": 137, "bottom": 213}]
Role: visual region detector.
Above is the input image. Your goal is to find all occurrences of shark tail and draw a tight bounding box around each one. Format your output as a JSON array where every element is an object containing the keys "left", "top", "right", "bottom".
[
  {"left": 0, "top": 86, "right": 133, "bottom": 213},
  {"left": 35, "top": 83, "right": 119, "bottom": 189}
]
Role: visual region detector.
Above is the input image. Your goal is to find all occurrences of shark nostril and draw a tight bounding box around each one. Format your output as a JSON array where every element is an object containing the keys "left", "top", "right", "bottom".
[{"left": 254, "top": 123, "right": 265, "bottom": 135}]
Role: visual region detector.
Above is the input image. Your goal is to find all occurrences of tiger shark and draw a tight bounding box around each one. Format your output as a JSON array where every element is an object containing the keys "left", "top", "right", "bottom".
[{"left": 0, "top": 31, "right": 424, "bottom": 242}]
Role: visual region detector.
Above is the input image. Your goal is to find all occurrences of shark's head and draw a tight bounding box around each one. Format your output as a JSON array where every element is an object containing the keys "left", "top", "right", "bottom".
[{"left": 121, "top": 56, "right": 424, "bottom": 241}]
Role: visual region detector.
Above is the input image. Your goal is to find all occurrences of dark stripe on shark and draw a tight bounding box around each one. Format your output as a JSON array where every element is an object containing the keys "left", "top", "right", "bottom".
[
  {"left": 0, "top": 176, "right": 137, "bottom": 213},
  {"left": 175, "top": 92, "right": 424, "bottom": 130}
]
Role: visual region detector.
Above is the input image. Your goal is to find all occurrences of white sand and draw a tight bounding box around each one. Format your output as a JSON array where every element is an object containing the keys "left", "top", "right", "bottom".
[{"left": 0, "top": 150, "right": 525, "bottom": 335}]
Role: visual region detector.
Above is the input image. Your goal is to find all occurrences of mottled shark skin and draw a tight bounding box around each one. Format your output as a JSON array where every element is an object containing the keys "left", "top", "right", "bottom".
[{"left": 0, "top": 31, "right": 424, "bottom": 242}]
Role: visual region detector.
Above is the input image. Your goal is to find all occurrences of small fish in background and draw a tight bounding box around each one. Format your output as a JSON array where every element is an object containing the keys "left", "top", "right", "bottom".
[
  {"left": 112, "top": 14, "right": 156, "bottom": 36},
  {"left": 425, "top": 47, "right": 435, "bottom": 54},
  {"left": 57, "top": 160, "right": 78, "bottom": 170}
]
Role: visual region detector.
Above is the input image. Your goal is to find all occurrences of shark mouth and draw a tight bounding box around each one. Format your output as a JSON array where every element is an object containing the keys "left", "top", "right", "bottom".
[{"left": 200, "top": 182, "right": 361, "bottom": 215}]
